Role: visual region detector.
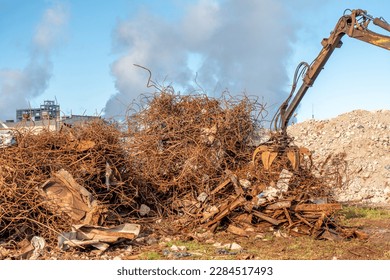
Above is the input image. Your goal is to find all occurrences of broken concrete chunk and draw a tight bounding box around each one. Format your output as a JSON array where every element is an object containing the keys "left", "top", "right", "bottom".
[
  {"left": 257, "top": 186, "right": 279, "bottom": 201},
  {"left": 202, "top": 205, "right": 219, "bottom": 220},
  {"left": 227, "top": 242, "right": 242, "bottom": 250},
  {"left": 276, "top": 169, "right": 293, "bottom": 192},
  {"left": 170, "top": 245, "right": 179, "bottom": 251},
  {"left": 197, "top": 192, "right": 208, "bottom": 202},
  {"left": 15, "top": 236, "right": 46, "bottom": 260},
  {"left": 0, "top": 129, "right": 16, "bottom": 148},
  {"left": 139, "top": 204, "right": 151, "bottom": 216},
  {"left": 200, "top": 124, "right": 217, "bottom": 144},
  {"left": 239, "top": 179, "right": 251, "bottom": 189}
]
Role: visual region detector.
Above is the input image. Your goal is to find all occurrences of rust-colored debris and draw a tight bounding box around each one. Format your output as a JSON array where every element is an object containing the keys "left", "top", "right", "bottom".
[
  {"left": 0, "top": 91, "right": 365, "bottom": 254},
  {"left": 39, "top": 169, "right": 105, "bottom": 225},
  {"left": 0, "top": 119, "right": 137, "bottom": 245},
  {"left": 58, "top": 223, "right": 140, "bottom": 251}
]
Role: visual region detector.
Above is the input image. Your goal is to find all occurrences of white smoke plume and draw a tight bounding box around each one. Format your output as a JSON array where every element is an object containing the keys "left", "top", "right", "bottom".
[
  {"left": 106, "top": 0, "right": 298, "bottom": 118},
  {"left": 0, "top": 2, "right": 69, "bottom": 120}
]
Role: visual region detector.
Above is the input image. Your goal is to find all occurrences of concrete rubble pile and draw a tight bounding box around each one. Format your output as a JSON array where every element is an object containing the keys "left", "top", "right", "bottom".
[{"left": 288, "top": 109, "right": 390, "bottom": 205}]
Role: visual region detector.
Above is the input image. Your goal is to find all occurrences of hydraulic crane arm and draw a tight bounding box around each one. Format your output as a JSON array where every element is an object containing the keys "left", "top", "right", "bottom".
[{"left": 274, "top": 9, "right": 390, "bottom": 136}]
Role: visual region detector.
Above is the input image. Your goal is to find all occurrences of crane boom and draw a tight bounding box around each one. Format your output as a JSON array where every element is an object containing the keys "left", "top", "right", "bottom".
[
  {"left": 275, "top": 9, "right": 390, "bottom": 136},
  {"left": 253, "top": 9, "right": 390, "bottom": 172}
]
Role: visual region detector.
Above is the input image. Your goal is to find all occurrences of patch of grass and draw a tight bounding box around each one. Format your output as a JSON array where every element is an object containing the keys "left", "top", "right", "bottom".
[
  {"left": 165, "top": 240, "right": 216, "bottom": 258},
  {"left": 141, "top": 251, "right": 162, "bottom": 260},
  {"left": 166, "top": 240, "right": 207, "bottom": 251},
  {"left": 278, "top": 237, "right": 337, "bottom": 260},
  {"left": 339, "top": 206, "right": 390, "bottom": 220},
  {"left": 261, "top": 233, "right": 274, "bottom": 241}
]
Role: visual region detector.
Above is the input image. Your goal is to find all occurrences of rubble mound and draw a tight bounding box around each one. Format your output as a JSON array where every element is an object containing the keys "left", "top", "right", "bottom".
[{"left": 288, "top": 109, "right": 390, "bottom": 205}]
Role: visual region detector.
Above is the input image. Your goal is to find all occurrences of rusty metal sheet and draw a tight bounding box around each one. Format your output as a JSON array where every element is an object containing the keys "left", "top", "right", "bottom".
[
  {"left": 265, "top": 200, "right": 292, "bottom": 210},
  {"left": 227, "top": 225, "right": 248, "bottom": 237},
  {"left": 252, "top": 210, "right": 286, "bottom": 226},
  {"left": 205, "top": 196, "right": 246, "bottom": 227},
  {"left": 39, "top": 169, "right": 105, "bottom": 225},
  {"left": 59, "top": 223, "right": 140, "bottom": 251},
  {"left": 293, "top": 203, "right": 342, "bottom": 212}
]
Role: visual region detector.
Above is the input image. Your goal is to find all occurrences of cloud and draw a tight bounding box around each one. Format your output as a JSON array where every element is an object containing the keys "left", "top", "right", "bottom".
[
  {"left": 106, "top": 0, "right": 299, "bottom": 119},
  {"left": 0, "top": 2, "right": 69, "bottom": 120},
  {"left": 33, "top": 2, "right": 69, "bottom": 53}
]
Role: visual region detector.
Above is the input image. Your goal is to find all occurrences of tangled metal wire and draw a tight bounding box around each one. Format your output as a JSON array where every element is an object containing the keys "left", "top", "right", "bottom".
[
  {"left": 0, "top": 90, "right": 353, "bottom": 247},
  {"left": 124, "top": 91, "right": 266, "bottom": 213},
  {"left": 0, "top": 119, "right": 136, "bottom": 245}
]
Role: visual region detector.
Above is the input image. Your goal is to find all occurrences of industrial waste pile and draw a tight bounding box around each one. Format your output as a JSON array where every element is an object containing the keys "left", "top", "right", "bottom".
[{"left": 0, "top": 91, "right": 367, "bottom": 259}]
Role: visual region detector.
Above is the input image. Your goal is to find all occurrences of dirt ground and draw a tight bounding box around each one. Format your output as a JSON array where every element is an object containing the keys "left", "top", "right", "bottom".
[
  {"left": 114, "top": 208, "right": 390, "bottom": 260},
  {"left": 2, "top": 205, "right": 388, "bottom": 260},
  {"left": 127, "top": 211, "right": 390, "bottom": 260}
]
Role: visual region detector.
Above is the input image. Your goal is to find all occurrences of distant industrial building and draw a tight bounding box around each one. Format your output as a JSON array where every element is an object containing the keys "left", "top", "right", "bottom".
[
  {"left": 2, "top": 100, "right": 100, "bottom": 132},
  {"left": 16, "top": 100, "right": 60, "bottom": 122}
]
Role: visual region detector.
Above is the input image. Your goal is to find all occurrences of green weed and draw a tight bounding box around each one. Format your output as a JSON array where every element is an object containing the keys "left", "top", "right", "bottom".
[
  {"left": 340, "top": 206, "right": 390, "bottom": 220},
  {"left": 142, "top": 251, "right": 162, "bottom": 260}
]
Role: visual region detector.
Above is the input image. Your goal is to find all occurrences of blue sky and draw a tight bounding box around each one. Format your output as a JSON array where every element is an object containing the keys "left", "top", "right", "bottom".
[{"left": 0, "top": 0, "right": 389, "bottom": 123}]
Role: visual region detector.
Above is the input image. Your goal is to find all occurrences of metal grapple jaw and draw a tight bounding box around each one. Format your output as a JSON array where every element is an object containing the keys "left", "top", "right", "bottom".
[{"left": 252, "top": 133, "right": 312, "bottom": 171}]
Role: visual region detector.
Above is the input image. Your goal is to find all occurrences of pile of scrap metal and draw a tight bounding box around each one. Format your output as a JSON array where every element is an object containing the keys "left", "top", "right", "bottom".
[
  {"left": 0, "top": 92, "right": 367, "bottom": 260},
  {"left": 0, "top": 119, "right": 142, "bottom": 257},
  {"left": 124, "top": 90, "right": 360, "bottom": 240},
  {"left": 168, "top": 162, "right": 367, "bottom": 240},
  {"left": 207, "top": 171, "right": 364, "bottom": 240}
]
